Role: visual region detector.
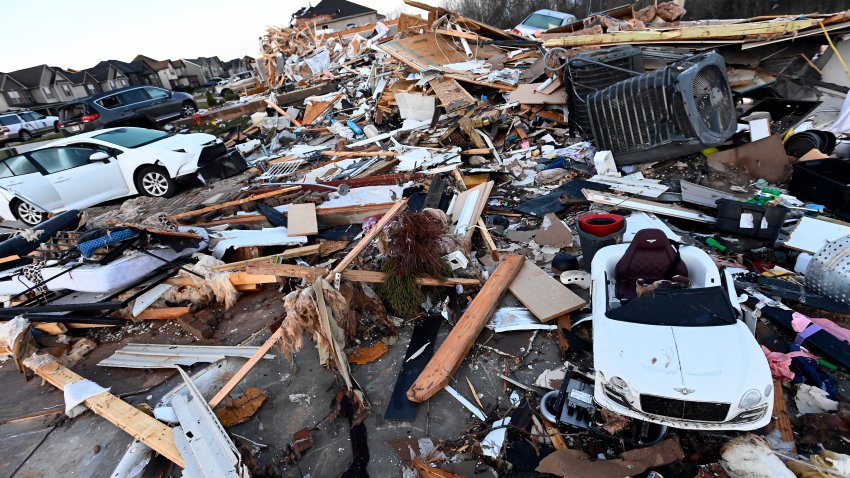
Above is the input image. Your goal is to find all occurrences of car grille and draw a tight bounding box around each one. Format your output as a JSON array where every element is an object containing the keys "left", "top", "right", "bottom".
[
  {"left": 197, "top": 143, "right": 228, "bottom": 166},
  {"left": 639, "top": 394, "right": 730, "bottom": 422}
]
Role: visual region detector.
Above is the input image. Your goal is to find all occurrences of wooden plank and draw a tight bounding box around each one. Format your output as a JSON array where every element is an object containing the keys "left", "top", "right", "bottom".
[
  {"left": 407, "top": 255, "right": 524, "bottom": 402},
  {"left": 324, "top": 199, "right": 409, "bottom": 281},
  {"left": 172, "top": 186, "right": 301, "bottom": 221},
  {"left": 228, "top": 272, "right": 278, "bottom": 286},
  {"left": 248, "top": 263, "right": 482, "bottom": 287},
  {"left": 136, "top": 307, "right": 190, "bottom": 320},
  {"left": 770, "top": 378, "right": 797, "bottom": 453},
  {"left": 543, "top": 18, "right": 819, "bottom": 47},
  {"left": 34, "top": 322, "right": 68, "bottom": 335},
  {"left": 429, "top": 77, "right": 475, "bottom": 112},
  {"left": 211, "top": 244, "right": 321, "bottom": 272},
  {"left": 287, "top": 203, "right": 318, "bottom": 236},
  {"left": 209, "top": 326, "right": 287, "bottom": 408},
  {"left": 509, "top": 260, "right": 586, "bottom": 323},
  {"left": 26, "top": 359, "right": 185, "bottom": 467}
]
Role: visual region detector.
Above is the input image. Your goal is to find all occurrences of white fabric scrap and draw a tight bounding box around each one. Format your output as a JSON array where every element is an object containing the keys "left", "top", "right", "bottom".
[
  {"left": 64, "top": 379, "right": 109, "bottom": 418},
  {"left": 0, "top": 316, "right": 29, "bottom": 348}
]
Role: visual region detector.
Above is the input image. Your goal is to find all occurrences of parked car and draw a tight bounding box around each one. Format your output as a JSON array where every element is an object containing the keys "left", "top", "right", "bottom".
[
  {"left": 590, "top": 229, "right": 773, "bottom": 431},
  {"left": 0, "top": 127, "right": 245, "bottom": 226},
  {"left": 56, "top": 86, "right": 198, "bottom": 137},
  {"left": 0, "top": 111, "right": 60, "bottom": 145},
  {"left": 512, "top": 9, "right": 577, "bottom": 36},
  {"left": 204, "top": 77, "right": 225, "bottom": 87},
  {"left": 215, "top": 72, "right": 256, "bottom": 96}
]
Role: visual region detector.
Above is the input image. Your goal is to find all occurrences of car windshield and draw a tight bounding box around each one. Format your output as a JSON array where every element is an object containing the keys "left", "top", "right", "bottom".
[
  {"left": 92, "top": 128, "right": 169, "bottom": 148},
  {"left": 522, "top": 13, "right": 563, "bottom": 29},
  {"left": 606, "top": 286, "right": 738, "bottom": 327}
]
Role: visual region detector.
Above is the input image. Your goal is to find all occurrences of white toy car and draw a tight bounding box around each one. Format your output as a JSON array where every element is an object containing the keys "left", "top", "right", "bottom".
[
  {"left": 590, "top": 228, "right": 773, "bottom": 430},
  {"left": 0, "top": 127, "right": 244, "bottom": 226}
]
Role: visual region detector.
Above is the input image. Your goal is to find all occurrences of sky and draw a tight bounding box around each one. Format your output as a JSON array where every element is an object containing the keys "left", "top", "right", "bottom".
[{"left": 0, "top": 0, "right": 409, "bottom": 73}]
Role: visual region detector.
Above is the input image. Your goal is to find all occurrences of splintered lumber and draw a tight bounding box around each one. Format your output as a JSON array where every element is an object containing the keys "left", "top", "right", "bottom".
[
  {"left": 324, "top": 199, "right": 409, "bottom": 281},
  {"left": 26, "top": 358, "right": 185, "bottom": 467},
  {"left": 136, "top": 307, "right": 191, "bottom": 320},
  {"left": 429, "top": 77, "right": 475, "bottom": 112},
  {"left": 543, "top": 19, "right": 819, "bottom": 47},
  {"left": 172, "top": 186, "right": 301, "bottom": 221},
  {"left": 412, "top": 459, "right": 465, "bottom": 478},
  {"left": 265, "top": 99, "right": 302, "bottom": 126},
  {"left": 247, "top": 262, "right": 482, "bottom": 287},
  {"left": 509, "top": 260, "right": 586, "bottom": 322},
  {"left": 407, "top": 255, "right": 524, "bottom": 403},
  {"left": 211, "top": 244, "right": 321, "bottom": 272},
  {"left": 287, "top": 203, "right": 318, "bottom": 236}
]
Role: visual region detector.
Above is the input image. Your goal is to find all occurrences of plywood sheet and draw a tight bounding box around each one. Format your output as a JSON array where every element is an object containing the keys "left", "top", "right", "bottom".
[
  {"left": 380, "top": 33, "right": 501, "bottom": 71},
  {"left": 785, "top": 217, "right": 850, "bottom": 253},
  {"left": 287, "top": 203, "right": 318, "bottom": 236},
  {"left": 508, "top": 83, "right": 568, "bottom": 105},
  {"left": 509, "top": 260, "right": 586, "bottom": 322}
]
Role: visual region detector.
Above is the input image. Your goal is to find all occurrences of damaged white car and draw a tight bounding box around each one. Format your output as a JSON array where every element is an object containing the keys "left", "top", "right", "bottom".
[
  {"left": 0, "top": 127, "right": 245, "bottom": 226},
  {"left": 590, "top": 228, "right": 773, "bottom": 430}
]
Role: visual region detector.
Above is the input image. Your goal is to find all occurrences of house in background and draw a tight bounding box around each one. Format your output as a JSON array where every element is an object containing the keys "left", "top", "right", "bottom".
[
  {"left": 170, "top": 60, "right": 200, "bottom": 88},
  {"left": 0, "top": 73, "right": 32, "bottom": 111},
  {"left": 84, "top": 61, "right": 130, "bottom": 92},
  {"left": 89, "top": 60, "right": 160, "bottom": 88},
  {"left": 223, "top": 56, "right": 257, "bottom": 77},
  {"left": 184, "top": 57, "right": 227, "bottom": 83},
  {"left": 133, "top": 55, "right": 181, "bottom": 89},
  {"left": 4, "top": 65, "right": 77, "bottom": 114},
  {"left": 59, "top": 69, "right": 101, "bottom": 98},
  {"left": 293, "top": 0, "right": 380, "bottom": 31}
]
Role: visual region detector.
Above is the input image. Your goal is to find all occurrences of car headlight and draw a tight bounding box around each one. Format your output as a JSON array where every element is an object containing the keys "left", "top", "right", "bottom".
[
  {"left": 765, "top": 384, "right": 773, "bottom": 397},
  {"left": 739, "top": 389, "right": 762, "bottom": 409},
  {"left": 609, "top": 376, "right": 630, "bottom": 392}
]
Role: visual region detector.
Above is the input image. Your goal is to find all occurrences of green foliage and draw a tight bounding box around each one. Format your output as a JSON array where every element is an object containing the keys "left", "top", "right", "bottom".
[
  {"left": 376, "top": 258, "right": 424, "bottom": 317},
  {"left": 205, "top": 89, "right": 218, "bottom": 107},
  {"left": 223, "top": 92, "right": 240, "bottom": 102}
]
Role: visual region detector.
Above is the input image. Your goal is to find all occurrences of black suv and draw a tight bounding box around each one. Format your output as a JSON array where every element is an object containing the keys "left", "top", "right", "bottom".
[{"left": 57, "top": 86, "right": 197, "bottom": 136}]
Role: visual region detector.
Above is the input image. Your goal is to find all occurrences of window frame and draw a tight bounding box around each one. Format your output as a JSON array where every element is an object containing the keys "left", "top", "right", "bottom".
[{"left": 28, "top": 146, "right": 102, "bottom": 175}]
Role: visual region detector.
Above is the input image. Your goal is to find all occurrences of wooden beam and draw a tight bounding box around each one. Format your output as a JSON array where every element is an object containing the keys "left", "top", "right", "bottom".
[
  {"left": 248, "top": 262, "right": 482, "bottom": 287},
  {"left": 319, "top": 151, "right": 398, "bottom": 158},
  {"left": 196, "top": 202, "right": 396, "bottom": 228},
  {"left": 543, "top": 19, "right": 819, "bottom": 47},
  {"left": 435, "top": 28, "right": 483, "bottom": 41},
  {"left": 407, "top": 255, "right": 524, "bottom": 402},
  {"left": 136, "top": 307, "right": 190, "bottom": 320},
  {"left": 209, "top": 326, "right": 286, "bottom": 408},
  {"left": 26, "top": 359, "right": 185, "bottom": 467},
  {"left": 324, "top": 199, "right": 409, "bottom": 281},
  {"left": 172, "top": 186, "right": 301, "bottom": 221},
  {"left": 210, "top": 244, "right": 321, "bottom": 272}
]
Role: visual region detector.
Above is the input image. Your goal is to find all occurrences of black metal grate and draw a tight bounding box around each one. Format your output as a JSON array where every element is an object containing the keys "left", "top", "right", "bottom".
[
  {"left": 640, "top": 394, "right": 730, "bottom": 422},
  {"left": 585, "top": 52, "right": 735, "bottom": 165},
  {"left": 197, "top": 142, "right": 227, "bottom": 167}
]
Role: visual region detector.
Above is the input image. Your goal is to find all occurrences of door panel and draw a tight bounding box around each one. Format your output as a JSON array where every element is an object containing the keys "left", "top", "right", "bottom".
[
  {"left": 28, "top": 147, "right": 128, "bottom": 210},
  {"left": 0, "top": 155, "right": 62, "bottom": 211}
]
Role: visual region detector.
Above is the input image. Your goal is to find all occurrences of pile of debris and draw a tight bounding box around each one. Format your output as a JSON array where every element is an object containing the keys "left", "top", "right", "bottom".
[{"left": 7, "top": 0, "right": 850, "bottom": 476}]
